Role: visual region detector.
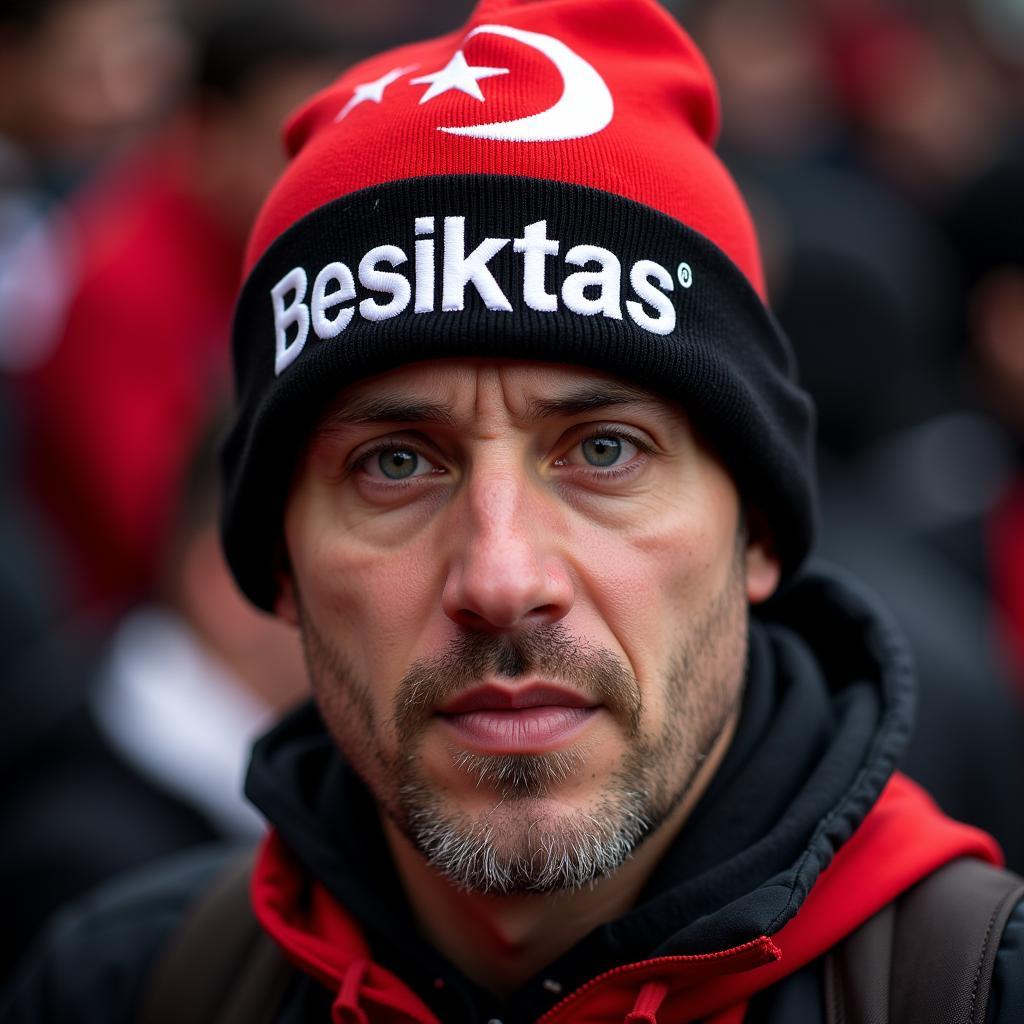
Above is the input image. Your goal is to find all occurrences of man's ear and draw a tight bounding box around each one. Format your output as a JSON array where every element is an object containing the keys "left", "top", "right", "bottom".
[
  {"left": 273, "top": 541, "right": 300, "bottom": 626},
  {"left": 743, "top": 508, "right": 782, "bottom": 605}
]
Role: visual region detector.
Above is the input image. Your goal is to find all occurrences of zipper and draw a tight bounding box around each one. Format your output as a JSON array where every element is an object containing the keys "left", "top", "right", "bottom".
[{"left": 534, "top": 937, "right": 780, "bottom": 1024}]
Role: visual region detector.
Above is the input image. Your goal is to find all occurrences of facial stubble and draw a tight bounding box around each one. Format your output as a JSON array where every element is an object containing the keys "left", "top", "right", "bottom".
[{"left": 297, "top": 552, "right": 748, "bottom": 895}]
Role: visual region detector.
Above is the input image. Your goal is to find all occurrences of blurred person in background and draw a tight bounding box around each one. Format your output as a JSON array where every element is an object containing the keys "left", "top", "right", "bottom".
[
  {"left": 0, "top": 0, "right": 345, "bottom": 983},
  {"left": 766, "top": 170, "right": 1024, "bottom": 870},
  {"left": 814, "top": 1, "right": 1012, "bottom": 203},
  {"left": 0, "top": 0, "right": 186, "bottom": 726},
  {"left": 0, "top": 0, "right": 187, "bottom": 374},
  {"left": 0, "top": 413, "right": 307, "bottom": 985},
  {"left": 945, "top": 150, "right": 1024, "bottom": 696},
  {"left": 680, "top": 0, "right": 843, "bottom": 166},
  {"left": 15, "top": 1, "right": 355, "bottom": 611}
]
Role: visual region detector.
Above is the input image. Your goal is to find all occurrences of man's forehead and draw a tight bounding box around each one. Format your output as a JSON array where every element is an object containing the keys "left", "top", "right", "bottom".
[{"left": 315, "top": 359, "right": 680, "bottom": 431}]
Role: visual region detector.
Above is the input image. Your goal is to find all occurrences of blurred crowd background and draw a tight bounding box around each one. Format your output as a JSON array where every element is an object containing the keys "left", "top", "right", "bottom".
[{"left": 1, "top": 0, "right": 1023, "bottom": 985}]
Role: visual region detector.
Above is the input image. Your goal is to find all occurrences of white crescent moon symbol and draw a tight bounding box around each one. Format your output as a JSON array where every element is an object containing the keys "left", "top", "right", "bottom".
[{"left": 438, "top": 24, "right": 613, "bottom": 142}]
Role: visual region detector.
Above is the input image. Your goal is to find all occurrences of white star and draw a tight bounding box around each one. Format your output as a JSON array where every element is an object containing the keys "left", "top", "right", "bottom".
[
  {"left": 335, "top": 65, "right": 419, "bottom": 122},
  {"left": 410, "top": 50, "right": 509, "bottom": 105}
]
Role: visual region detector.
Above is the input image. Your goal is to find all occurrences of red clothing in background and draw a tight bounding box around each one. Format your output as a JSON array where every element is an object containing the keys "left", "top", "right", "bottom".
[
  {"left": 991, "top": 476, "right": 1024, "bottom": 695},
  {"left": 21, "top": 137, "right": 242, "bottom": 607}
]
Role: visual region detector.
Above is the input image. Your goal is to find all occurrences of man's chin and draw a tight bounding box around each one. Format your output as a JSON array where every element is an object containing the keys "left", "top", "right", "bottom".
[{"left": 396, "top": 782, "right": 653, "bottom": 896}]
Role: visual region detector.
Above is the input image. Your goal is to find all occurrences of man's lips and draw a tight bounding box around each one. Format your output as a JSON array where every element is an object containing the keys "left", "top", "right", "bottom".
[
  {"left": 437, "top": 684, "right": 599, "bottom": 753},
  {"left": 437, "top": 684, "right": 596, "bottom": 715}
]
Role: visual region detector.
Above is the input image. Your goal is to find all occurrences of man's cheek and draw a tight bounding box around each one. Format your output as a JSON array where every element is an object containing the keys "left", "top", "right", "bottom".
[
  {"left": 301, "top": 539, "right": 418, "bottom": 622},
  {"left": 579, "top": 551, "right": 675, "bottom": 646}
]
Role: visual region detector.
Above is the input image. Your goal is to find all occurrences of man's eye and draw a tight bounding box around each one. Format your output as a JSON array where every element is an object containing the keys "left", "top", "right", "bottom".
[
  {"left": 555, "top": 432, "right": 645, "bottom": 472},
  {"left": 581, "top": 436, "right": 625, "bottom": 467},
  {"left": 365, "top": 447, "right": 435, "bottom": 480},
  {"left": 570, "top": 434, "right": 642, "bottom": 469}
]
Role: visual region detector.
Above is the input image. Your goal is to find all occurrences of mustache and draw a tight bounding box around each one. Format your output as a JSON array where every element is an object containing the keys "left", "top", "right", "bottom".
[{"left": 393, "top": 624, "right": 641, "bottom": 744}]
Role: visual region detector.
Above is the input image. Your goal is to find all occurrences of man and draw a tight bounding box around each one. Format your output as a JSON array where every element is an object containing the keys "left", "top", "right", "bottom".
[{"left": 3, "top": 0, "right": 1022, "bottom": 1021}]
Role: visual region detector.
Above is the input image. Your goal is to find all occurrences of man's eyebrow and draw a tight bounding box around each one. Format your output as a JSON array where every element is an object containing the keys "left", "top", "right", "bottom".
[
  {"left": 316, "top": 382, "right": 657, "bottom": 433},
  {"left": 526, "top": 382, "right": 657, "bottom": 419},
  {"left": 317, "top": 397, "right": 458, "bottom": 431}
]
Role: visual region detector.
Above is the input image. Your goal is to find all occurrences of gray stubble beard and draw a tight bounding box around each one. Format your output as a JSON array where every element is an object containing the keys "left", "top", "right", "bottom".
[{"left": 298, "top": 552, "right": 748, "bottom": 897}]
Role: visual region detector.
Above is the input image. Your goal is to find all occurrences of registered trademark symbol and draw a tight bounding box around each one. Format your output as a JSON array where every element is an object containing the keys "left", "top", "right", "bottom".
[{"left": 677, "top": 262, "right": 693, "bottom": 288}]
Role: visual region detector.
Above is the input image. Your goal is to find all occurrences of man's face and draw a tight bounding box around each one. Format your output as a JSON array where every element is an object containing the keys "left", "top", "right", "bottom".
[{"left": 279, "top": 360, "right": 779, "bottom": 894}]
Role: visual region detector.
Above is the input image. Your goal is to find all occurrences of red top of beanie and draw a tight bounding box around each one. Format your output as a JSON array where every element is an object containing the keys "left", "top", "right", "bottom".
[{"left": 244, "top": 0, "right": 766, "bottom": 298}]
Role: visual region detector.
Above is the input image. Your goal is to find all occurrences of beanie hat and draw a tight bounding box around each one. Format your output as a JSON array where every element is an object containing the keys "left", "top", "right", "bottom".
[{"left": 222, "top": 0, "right": 817, "bottom": 611}]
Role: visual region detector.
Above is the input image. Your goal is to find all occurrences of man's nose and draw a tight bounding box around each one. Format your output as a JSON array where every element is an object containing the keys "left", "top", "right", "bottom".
[{"left": 441, "top": 469, "right": 574, "bottom": 632}]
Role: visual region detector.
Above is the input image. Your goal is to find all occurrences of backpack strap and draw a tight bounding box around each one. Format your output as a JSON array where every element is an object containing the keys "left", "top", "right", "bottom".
[
  {"left": 137, "top": 847, "right": 295, "bottom": 1024},
  {"left": 826, "top": 858, "right": 1024, "bottom": 1024}
]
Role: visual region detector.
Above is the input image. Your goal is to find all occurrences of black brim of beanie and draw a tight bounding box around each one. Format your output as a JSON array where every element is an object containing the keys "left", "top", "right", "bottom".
[{"left": 221, "top": 174, "right": 816, "bottom": 611}]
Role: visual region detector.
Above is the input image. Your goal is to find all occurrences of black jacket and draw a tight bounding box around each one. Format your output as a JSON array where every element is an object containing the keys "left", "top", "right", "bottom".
[{"left": 3, "top": 567, "right": 1023, "bottom": 1022}]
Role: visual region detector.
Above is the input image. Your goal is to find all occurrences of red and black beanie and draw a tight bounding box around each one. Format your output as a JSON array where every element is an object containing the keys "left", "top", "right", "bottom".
[{"left": 222, "top": 0, "right": 817, "bottom": 610}]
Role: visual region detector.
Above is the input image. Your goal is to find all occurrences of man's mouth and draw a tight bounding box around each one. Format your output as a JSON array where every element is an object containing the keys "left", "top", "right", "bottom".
[{"left": 436, "top": 684, "right": 599, "bottom": 753}]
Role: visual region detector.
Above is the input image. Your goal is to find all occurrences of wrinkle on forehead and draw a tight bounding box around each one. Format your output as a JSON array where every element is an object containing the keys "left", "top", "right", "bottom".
[{"left": 319, "top": 359, "right": 675, "bottom": 434}]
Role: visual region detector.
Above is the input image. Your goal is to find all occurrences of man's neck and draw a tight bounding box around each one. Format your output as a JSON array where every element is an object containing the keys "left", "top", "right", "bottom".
[{"left": 381, "top": 712, "right": 738, "bottom": 996}]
